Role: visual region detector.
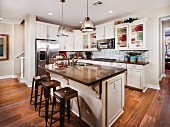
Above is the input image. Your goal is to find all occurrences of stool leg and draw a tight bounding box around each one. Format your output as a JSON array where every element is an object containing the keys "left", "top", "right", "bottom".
[
  {"left": 53, "top": 87, "right": 56, "bottom": 106},
  {"left": 77, "top": 96, "right": 81, "bottom": 119},
  {"left": 44, "top": 87, "right": 50, "bottom": 127},
  {"left": 34, "top": 80, "right": 38, "bottom": 111},
  {"left": 60, "top": 99, "right": 65, "bottom": 127},
  {"left": 67, "top": 100, "right": 70, "bottom": 123},
  {"left": 50, "top": 98, "right": 55, "bottom": 127},
  {"left": 30, "top": 78, "right": 34, "bottom": 104},
  {"left": 39, "top": 86, "right": 43, "bottom": 116}
]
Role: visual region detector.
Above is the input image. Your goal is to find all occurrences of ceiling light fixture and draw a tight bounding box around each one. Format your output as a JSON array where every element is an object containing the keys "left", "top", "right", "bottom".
[
  {"left": 108, "top": 10, "right": 113, "bottom": 14},
  {"left": 48, "top": 12, "right": 53, "bottom": 15},
  {"left": 81, "top": 0, "right": 96, "bottom": 32},
  {"left": 0, "top": 18, "right": 3, "bottom": 21},
  {"left": 57, "top": 0, "right": 68, "bottom": 37},
  {"left": 79, "top": 21, "right": 82, "bottom": 24}
]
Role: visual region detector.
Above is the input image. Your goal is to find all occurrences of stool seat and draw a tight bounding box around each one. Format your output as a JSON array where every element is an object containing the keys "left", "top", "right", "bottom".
[
  {"left": 43, "top": 80, "right": 60, "bottom": 88},
  {"left": 54, "top": 87, "right": 77, "bottom": 100}
]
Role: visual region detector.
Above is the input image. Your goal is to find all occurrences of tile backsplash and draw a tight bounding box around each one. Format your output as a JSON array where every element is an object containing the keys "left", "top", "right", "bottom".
[{"left": 65, "top": 49, "right": 149, "bottom": 62}]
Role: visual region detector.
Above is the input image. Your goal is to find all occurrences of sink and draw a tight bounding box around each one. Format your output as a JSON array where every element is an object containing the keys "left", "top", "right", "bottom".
[{"left": 76, "top": 62, "right": 93, "bottom": 66}]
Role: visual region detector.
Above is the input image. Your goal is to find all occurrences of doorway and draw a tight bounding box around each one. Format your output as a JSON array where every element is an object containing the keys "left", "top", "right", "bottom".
[{"left": 159, "top": 16, "right": 170, "bottom": 77}]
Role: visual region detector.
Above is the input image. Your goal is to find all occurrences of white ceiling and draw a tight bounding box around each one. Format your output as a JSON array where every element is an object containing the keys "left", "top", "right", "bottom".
[{"left": 0, "top": 0, "right": 170, "bottom": 29}]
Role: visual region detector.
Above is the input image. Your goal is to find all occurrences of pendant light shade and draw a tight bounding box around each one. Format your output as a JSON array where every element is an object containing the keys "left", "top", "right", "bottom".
[
  {"left": 81, "top": 0, "right": 96, "bottom": 32},
  {"left": 57, "top": 0, "right": 68, "bottom": 37}
]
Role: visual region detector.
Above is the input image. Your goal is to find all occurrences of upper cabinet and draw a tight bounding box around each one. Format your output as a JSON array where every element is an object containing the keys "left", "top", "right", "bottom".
[
  {"left": 96, "top": 22, "right": 114, "bottom": 40},
  {"left": 73, "top": 30, "right": 83, "bottom": 51},
  {"left": 36, "top": 21, "right": 59, "bottom": 40},
  {"left": 115, "top": 19, "right": 147, "bottom": 50},
  {"left": 58, "top": 32, "right": 74, "bottom": 51},
  {"left": 82, "top": 32, "right": 97, "bottom": 51}
]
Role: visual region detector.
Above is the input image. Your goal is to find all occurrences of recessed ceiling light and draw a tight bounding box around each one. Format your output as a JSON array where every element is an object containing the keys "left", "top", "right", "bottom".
[
  {"left": 79, "top": 21, "right": 82, "bottom": 24},
  {"left": 108, "top": 10, "right": 113, "bottom": 14},
  {"left": 0, "top": 18, "right": 3, "bottom": 21},
  {"left": 48, "top": 13, "right": 53, "bottom": 15}
]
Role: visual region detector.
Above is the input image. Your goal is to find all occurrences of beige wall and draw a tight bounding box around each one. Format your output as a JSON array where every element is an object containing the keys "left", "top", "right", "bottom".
[
  {"left": 14, "top": 24, "right": 24, "bottom": 76},
  {"left": 0, "top": 23, "right": 24, "bottom": 78},
  {"left": 0, "top": 23, "right": 14, "bottom": 77}
]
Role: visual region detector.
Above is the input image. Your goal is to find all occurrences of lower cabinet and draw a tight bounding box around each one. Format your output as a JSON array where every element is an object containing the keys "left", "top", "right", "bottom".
[
  {"left": 127, "top": 64, "right": 147, "bottom": 91},
  {"left": 106, "top": 74, "right": 124, "bottom": 126}
]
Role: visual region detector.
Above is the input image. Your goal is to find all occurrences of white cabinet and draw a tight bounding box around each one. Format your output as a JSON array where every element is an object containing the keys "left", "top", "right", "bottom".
[
  {"left": 115, "top": 19, "right": 147, "bottom": 50},
  {"left": 73, "top": 30, "right": 83, "bottom": 51},
  {"left": 106, "top": 74, "right": 124, "bottom": 126},
  {"left": 127, "top": 64, "right": 147, "bottom": 90},
  {"left": 82, "top": 32, "right": 97, "bottom": 51},
  {"left": 36, "top": 21, "right": 59, "bottom": 40},
  {"left": 58, "top": 32, "right": 74, "bottom": 51},
  {"left": 96, "top": 22, "right": 114, "bottom": 40}
]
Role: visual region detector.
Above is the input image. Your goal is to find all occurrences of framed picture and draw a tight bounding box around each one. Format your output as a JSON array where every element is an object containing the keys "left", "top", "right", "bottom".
[{"left": 0, "top": 34, "right": 9, "bottom": 60}]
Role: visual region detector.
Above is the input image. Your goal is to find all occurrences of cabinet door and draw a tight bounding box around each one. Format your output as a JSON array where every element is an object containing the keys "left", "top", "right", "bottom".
[
  {"left": 129, "top": 21, "right": 146, "bottom": 49},
  {"left": 47, "top": 24, "right": 59, "bottom": 40},
  {"left": 115, "top": 24, "right": 129, "bottom": 50},
  {"left": 73, "top": 30, "right": 83, "bottom": 50},
  {"left": 89, "top": 33, "right": 97, "bottom": 49},
  {"left": 65, "top": 32, "right": 74, "bottom": 51},
  {"left": 59, "top": 37, "right": 66, "bottom": 50},
  {"left": 96, "top": 25, "right": 104, "bottom": 40},
  {"left": 105, "top": 22, "right": 114, "bottom": 39},
  {"left": 36, "top": 21, "right": 47, "bottom": 39},
  {"left": 83, "top": 34, "right": 89, "bottom": 49},
  {"left": 107, "top": 76, "right": 123, "bottom": 126},
  {"left": 127, "top": 69, "right": 142, "bottom": 89}
]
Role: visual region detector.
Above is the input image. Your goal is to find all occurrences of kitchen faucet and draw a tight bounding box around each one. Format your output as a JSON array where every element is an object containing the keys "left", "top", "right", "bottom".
[{"left": 70, "top": 56, "right": 80, "bottom": 66}]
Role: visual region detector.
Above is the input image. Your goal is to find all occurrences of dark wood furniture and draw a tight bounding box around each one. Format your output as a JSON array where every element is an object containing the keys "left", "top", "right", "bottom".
[
  {"left": 30, "top": 75, "right": 49, "bottom": 111},
  {"left": 50, "top": 87, "right": 81, "bottom": 127},
  {"left": 39, "top": 80, "right": 61, "bottom": 127}
]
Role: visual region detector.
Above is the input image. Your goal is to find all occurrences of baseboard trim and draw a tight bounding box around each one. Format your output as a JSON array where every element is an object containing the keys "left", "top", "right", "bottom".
[
  {"left": 24, "top": 79, "right": 32, "bottom": 87},
  {"left": 159, "top": 74, "right": 166, "bottom": 81},
  {"left": 148, "top": 84, "right": 160, "bottom": 90},
  {"left": 0, "top": 75, "right": 16, "bottom": 79}
]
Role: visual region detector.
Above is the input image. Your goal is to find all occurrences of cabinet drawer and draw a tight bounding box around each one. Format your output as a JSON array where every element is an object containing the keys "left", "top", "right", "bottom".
[
  {"left": 127, "top": 64, "right": 143, "bottom": 70},
  {"left": 112, "top": 63, "right": 127, "bottom": 68}
]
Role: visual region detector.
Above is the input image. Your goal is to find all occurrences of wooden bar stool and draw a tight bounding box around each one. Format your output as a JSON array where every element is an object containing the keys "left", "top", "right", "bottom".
[
  {"left": 39, "top": 80, "right": 61, "bottom": 127},
  {"left": 50, "top": 87, "right": 81, "bottom": 127},
  {"left": 30, "top": 75, "right": 49, "bottom": 111}
]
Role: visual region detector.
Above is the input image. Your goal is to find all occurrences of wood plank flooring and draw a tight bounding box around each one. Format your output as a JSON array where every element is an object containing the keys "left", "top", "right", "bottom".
[{"left": 0, "top": 77, "right": 170, "bottom": 127}]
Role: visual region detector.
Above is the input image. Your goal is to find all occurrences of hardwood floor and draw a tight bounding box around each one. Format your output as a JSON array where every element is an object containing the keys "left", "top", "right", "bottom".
[{"left": 0, "top": 77, "right": 170, "bottom": 127}]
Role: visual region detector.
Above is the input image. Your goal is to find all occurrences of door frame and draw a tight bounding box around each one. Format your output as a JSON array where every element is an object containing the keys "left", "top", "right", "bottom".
[{"left": 159, "top": 15, "right": 170, "bottom": 79}]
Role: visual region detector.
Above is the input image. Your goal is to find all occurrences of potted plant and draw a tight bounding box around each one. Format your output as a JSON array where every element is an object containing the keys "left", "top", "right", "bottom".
[{"left": 85, "top": 51, "right": 93, "bottom": 59}]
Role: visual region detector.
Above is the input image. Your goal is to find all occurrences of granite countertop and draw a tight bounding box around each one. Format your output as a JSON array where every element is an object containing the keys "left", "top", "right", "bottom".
[
  {"left": 84, "top": 58, "right": 149, "bottom": 65},
  {"left": 44, "top": 64, "right": 127, "bottom": 86}
]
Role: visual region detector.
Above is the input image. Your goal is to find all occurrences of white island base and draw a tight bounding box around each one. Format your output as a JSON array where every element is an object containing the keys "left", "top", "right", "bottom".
[{"left": 50, "top": 72, "right": 125, "bottom": 127}]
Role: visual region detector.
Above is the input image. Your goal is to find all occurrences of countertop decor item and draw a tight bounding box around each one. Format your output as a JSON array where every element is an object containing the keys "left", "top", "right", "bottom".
[
  {"left": 0, "top": 34, "right": 9, "bottom": 60},
  {"left": 126, "top": 52, "right": 142, "bottom": 63},
  {"left": 85, "top": 51, "right": 93, "bottom": 59},
  {"left": 81, "top": 0, "right": 96, "bottom": 32}
]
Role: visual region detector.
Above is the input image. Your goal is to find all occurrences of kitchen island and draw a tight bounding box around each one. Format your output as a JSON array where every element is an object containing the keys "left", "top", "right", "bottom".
[{"left": 45, "top": 64, "right": 126, "bottom": 127}]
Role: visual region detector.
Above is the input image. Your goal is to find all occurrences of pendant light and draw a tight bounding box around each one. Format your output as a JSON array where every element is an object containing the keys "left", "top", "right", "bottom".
[
  {"left": 81, "top": 0, "right": 96, "bottom": 32},
  {"left": 57, "top": 0, "right": 68, "bottom": 37}
]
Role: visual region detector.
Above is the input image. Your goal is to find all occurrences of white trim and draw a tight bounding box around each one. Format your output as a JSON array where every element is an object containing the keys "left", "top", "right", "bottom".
[
  {"left": 148, "top": 84, "right": 160, "bottom": 90},
  {"left": 24, "top": 79, "right": 32, "bottom": 87},
  {"left": 159, "top": 74, "right": 166, "bottom": 81},
  {"left": 0, "top": 75, "right": 16, "bottom": 79}
]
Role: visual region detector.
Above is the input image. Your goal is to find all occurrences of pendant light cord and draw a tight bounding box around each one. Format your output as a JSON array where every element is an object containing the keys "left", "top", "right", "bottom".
[
  {"left": 87, "top": 0, "right": 88, "bottom": 17},
  {"left": 62, "top": 2, "right": 63, "bottom": 30}
]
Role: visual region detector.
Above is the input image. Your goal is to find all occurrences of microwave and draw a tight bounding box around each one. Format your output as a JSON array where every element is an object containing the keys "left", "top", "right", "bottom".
[{"left": 97, "top": 38, "right": 115, "bottom": 49}]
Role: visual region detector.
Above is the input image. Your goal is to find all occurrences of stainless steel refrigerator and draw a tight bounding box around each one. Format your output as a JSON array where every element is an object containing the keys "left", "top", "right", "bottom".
[{"left": 35, "top": 39, "right": 59, "bottom": 76}]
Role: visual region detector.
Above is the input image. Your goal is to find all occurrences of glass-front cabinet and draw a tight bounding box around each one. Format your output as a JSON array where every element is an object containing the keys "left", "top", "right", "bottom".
[
  {"left": 115, "top": 24, "right": 129, "bottom": 49},
  {"left": 129, "top": 22, "right": 145, "bottom": 49},
  {"left": 115, "top": 19, "right": 147, "bottom": 50},
  {"left": 82, "top": 32, "right": 97, "bottom": 50}
]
